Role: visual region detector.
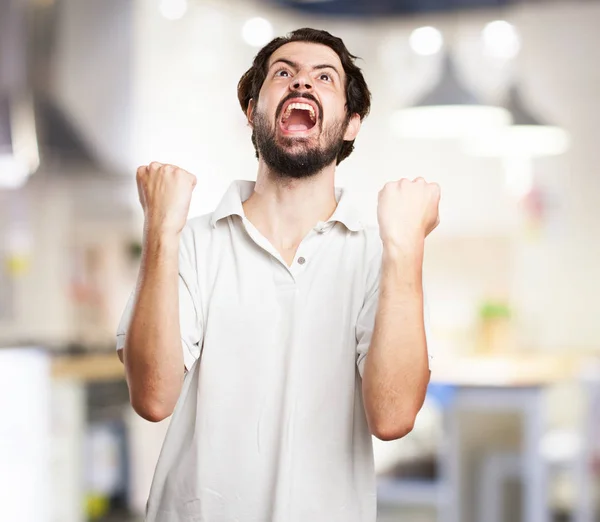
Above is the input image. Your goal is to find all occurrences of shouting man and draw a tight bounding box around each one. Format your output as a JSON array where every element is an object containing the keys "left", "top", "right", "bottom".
[{"left": 117, "top": 27, "right": 440, "bottom": 522}]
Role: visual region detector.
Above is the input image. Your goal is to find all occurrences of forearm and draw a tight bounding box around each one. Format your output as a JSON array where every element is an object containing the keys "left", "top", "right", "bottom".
[
  {"left": 124, "top": 229, "right": 185, "bottom": 421},
  {"left": 362, "top": 240, "right": 430, "bottom": 440}
]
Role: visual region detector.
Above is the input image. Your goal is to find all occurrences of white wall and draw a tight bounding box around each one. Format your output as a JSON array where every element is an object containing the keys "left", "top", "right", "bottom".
[
  {"left": 0, "top": 173, "right": 73, "bottom": 345},
  {"left": 508, "top": 2, "right": 600, "bottom": 351}
]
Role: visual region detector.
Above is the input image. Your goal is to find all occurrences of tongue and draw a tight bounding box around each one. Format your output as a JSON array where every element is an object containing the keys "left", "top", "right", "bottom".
[
  {"left": 283, "top": 109, "right": 314, "bottom": 132},
  {"left": 287, "top": 123, "right": 309, "bottom": 132}
]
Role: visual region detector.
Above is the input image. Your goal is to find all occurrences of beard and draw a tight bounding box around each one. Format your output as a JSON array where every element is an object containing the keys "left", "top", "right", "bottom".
[{"left": 253, "top": 107, "right": 349, "bottom": 180}]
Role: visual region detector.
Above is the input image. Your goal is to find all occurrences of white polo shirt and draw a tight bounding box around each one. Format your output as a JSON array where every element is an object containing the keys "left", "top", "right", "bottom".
[{"left": 117, "top": 180, "right": 431, "bottom": 522}]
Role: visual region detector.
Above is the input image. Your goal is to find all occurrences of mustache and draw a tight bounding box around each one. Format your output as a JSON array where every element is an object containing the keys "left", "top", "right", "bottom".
[{"left": 275, "top": 92, "right": 323, "bottom": 123}]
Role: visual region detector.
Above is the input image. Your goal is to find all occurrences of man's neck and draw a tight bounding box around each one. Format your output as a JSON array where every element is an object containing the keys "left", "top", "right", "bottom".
[{"left": 242, "top": 161, "right": 338, "bottom": 253}]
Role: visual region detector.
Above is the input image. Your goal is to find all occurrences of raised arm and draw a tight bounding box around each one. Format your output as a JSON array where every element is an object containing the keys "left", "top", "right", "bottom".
[
  {"left": 119, "top": 162, "right": 197, "bottom": 422},
  {"left": 362, "top": 177, "right": 440, "bottom": 441}
]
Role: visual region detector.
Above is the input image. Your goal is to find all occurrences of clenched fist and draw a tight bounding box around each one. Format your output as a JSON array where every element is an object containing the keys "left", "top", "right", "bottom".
[
  {"left": 377, "top": 177, "right": 440, "bottom": 247},
  {"left": 136, "top": 162, "right": 197, "bottom": 236}
]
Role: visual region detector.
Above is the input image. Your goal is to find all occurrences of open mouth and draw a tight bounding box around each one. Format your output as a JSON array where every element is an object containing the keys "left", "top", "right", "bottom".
[{"left": 279, "top": 101, "right": 318, "bottom": 134}]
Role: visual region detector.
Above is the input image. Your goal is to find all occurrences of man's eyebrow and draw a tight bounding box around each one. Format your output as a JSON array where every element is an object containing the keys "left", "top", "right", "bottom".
[
  {"left": 269, "top": 58, "right": 298, "bottom": 70},
  {"left": 313, "top": 64, "right": 341, "bottom": 78}
]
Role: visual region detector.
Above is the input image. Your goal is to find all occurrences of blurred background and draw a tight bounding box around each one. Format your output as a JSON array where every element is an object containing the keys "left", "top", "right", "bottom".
[{"left": 1, "top": 0, "right": 600, "bottom": 521}]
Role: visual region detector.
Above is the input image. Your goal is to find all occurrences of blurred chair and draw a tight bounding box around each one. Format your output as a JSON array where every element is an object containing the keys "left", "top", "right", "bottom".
[
  {"left": 572, "top": 371, "right": 600, "bottom": 522},
  {"left": 477, "top": 367, "right": 600, "bottom": 522}
]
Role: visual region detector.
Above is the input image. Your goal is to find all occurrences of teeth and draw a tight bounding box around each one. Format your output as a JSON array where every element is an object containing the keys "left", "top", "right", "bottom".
[{"left": 282, "top": 102, "right": 316, "bottom": 123}]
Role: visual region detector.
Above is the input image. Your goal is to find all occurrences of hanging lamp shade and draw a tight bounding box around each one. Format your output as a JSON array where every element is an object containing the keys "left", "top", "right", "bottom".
[
  {"left": 465, "top": 84, "right": 570, "bottom": 157},
  {"left": 391, "top": 53, "right": 512, "bottom": 139},
  {"left": 0, "top": 93, "right": 39, "bottom": 189}
]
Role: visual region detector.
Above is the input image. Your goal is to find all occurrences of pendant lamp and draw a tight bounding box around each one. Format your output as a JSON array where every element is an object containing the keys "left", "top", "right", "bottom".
[
  {"left": 391, "top": 53, "right": 512, "bottom": 139},
  {"left": 465, "top": 84, "right": 570, "bottom": 157}
]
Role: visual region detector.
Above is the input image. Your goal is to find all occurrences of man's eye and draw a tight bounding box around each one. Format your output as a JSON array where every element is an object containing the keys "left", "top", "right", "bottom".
[
  {"left": 275, "top": 69, "right": 290, "bottom": 77},
  {"left": 319, "top": 73, "right": 331, "bottom": 82}
]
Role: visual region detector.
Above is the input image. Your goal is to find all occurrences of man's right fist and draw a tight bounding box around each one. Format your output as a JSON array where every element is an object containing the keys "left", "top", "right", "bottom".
[{"left": 136, "top": 162, "right": 197, "bottom": 236}]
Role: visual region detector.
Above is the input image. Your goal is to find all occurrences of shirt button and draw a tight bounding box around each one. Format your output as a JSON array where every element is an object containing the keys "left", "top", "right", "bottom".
[{"left": 297, "top": 257, "right": 306, "bottom": 265}]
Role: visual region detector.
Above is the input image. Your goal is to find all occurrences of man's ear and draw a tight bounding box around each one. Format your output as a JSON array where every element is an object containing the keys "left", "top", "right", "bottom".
[
  {"left": 247, "top": 99, "right": 255, "bottom": 127},
  {"left": 343, "top": 113, "right": 361, "bottom": 141}
]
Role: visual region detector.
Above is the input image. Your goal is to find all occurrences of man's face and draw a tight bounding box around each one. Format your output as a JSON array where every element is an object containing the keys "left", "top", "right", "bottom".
[{"left": 249, "top": 41, "right": 359, "bottom": 178}]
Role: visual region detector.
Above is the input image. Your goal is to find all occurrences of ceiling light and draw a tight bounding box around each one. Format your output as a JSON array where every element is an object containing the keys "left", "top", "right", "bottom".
[
  {"left": 482, "top": 20, "right": 521, "bottom": 59},
  {"left": 242, "top": 17, "right": 273, "bottom": 48},
  {"left": 409, "top": 26, "right": 443, "bottom": 57},
  {"left": 159, "top": 0, "right": 187, "bottom": 21}
]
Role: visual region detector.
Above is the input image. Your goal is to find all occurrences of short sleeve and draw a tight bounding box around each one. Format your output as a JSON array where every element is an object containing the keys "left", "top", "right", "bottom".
[
  {"left": 115, "top": 226, "right": 203, "bottom": 371},
  {"left": 355, "top": 253, "right": 433, "bottom": 378}
]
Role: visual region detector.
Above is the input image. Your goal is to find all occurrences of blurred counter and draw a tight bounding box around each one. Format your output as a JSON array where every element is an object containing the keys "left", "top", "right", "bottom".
[
  {"left": 51, "top": 352, "right": 124, "bottom": 381},
  {"left": 431, "top": 353, "right": 592, "bottom": 387},
  {"left": 49, "top": 351, "right": 595, "bottom": 385}
]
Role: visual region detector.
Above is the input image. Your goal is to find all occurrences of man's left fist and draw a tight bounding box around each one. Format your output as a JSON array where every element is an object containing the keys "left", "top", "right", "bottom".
[{"left": 377, "top": 177, "right": 441, "bottom": 247}]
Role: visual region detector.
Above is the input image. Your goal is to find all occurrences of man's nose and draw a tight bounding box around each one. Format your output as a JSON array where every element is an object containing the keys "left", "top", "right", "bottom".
[{"left": 291, "top": 72, "right": 313, "bottom": 92}]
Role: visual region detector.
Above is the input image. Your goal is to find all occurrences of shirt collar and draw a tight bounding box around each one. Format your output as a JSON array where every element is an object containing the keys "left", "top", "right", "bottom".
[{"left": 210, "top": 180, "right": 364, "bottom": 232}]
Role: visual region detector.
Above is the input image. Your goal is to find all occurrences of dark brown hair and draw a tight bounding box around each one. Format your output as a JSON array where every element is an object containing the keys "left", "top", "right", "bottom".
[{"left": 237, "top": 27, "right": 371, "bottom": 165}]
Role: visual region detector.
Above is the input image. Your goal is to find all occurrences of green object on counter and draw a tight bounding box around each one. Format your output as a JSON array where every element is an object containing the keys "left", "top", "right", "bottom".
[
  {"left": 479, "top": 301, "right": 511, "bottom": 319},
  {"left": 85, "top": 493, "right": 109, "bottom": 520}
]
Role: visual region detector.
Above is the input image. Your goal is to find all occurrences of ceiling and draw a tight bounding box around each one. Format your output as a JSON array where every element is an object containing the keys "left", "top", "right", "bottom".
[{"left": 268, "top": 0, "right": 530, "bottom": 17}]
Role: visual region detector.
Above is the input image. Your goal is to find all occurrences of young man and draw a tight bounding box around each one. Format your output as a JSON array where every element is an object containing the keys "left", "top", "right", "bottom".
[{"left": 117, "top": 28, "right": 440, "bottom": 522}]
